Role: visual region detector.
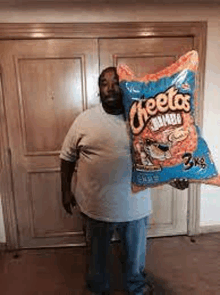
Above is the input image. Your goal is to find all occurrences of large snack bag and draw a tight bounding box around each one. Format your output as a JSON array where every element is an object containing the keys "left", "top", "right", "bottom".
[{"left": 118, "top": 50, "right": 218, "bottom": 191}]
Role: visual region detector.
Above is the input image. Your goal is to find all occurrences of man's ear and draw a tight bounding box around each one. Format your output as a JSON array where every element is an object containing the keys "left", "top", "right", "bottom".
[{"left": 117, "top": 64, "right": 135, "bottom": 82}]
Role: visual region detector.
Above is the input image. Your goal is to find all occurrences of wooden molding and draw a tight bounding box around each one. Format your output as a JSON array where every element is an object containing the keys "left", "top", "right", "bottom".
[
  {"left": 188, "top": 184, "right": 201, "bottom": 236},
  {"left": 0, "top": 22, "right": 206, "bottom": 39},
  {"left": 0, "top": 74, "right": 20, "bottom": 250},
  {"left": 200, "top": 224, "right": 220, "bottom": 234}
]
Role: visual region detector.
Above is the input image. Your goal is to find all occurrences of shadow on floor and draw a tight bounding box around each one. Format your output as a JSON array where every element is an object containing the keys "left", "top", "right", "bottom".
[{"left": 145, "top": 271, "right": 176, "bottom": 295}]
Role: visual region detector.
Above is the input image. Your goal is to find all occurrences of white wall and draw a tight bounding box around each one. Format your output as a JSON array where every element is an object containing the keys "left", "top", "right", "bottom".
[
  {"left": 0, "top": 0, "right": 220, "bottom": 242},
  {"left": 200, "top": 18, "right": 220, "bottom": 226}
]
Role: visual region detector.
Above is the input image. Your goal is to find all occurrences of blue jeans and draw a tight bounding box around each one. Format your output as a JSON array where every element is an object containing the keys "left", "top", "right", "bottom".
[{"left": 81, "top": 213, "right": 149, "bottom": 295}]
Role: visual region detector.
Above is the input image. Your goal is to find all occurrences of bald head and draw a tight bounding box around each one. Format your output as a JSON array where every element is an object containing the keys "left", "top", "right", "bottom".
[
  {"left": 99, "top": 67, "right": 118, "bottom": 87},
  {"left": 98, "top": 67, "right": 123, "bottom": 115}
]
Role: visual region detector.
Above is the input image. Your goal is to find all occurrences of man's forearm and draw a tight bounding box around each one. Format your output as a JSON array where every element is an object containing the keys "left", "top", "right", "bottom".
[{"left": 60, "top": 159, "right": 77, "bottom": 193}]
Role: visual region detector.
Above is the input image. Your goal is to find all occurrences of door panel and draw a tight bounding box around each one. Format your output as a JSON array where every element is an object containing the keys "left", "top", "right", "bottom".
[
  {"left": 99, "top": 37, "right": 193, "bottom": 73},
  {"left": 27, "top": 170, "right": 82, "bottom": 237},
  {"left": 99, "top": 37, "right": 193, "bottom": 236},
  {"left": 17, "top": 57, "right": 84, "bottom": 154},
  {"left": 0, "top": 39, "right": 99, "bottom": 248}
]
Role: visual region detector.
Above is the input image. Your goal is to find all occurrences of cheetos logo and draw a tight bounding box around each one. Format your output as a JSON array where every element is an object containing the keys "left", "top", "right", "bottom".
[{"left": 129, "top": 86, "right": 191, "bottom": 135}]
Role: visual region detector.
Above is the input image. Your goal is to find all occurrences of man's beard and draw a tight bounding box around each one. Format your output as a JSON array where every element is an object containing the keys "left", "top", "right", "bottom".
[{"left": 101, "top": 93, "right": 124, "bottom": 115}]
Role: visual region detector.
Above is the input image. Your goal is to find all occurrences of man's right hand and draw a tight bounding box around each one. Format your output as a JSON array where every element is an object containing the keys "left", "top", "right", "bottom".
[{"left": 62, "top": 191, "right": 77, "bottom": 215}]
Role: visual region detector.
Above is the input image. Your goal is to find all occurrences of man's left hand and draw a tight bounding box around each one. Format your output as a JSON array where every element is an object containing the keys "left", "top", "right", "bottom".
[{"left": 170, "top": 179, "right": 189, "bottom": 190}]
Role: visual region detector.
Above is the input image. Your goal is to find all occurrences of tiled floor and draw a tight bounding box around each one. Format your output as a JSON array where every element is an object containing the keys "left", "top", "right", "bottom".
[{"left": 0, "top": 232, "right": 219, "bottom": 294}]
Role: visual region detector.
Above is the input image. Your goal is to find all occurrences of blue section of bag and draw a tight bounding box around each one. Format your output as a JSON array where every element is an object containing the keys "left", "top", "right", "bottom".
[{"left": 120, "top": 70, "right": 218, "bottom": 187}]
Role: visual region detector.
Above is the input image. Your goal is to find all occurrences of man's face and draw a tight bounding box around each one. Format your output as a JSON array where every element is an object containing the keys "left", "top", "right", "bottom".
[{"left": 99, "top": 69, "right": 123, "bottom": 114}]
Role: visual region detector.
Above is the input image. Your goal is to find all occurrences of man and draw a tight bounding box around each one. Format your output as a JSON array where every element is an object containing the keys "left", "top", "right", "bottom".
[{"left": 60, "top": 67, "right": 188, "bottom": 295}]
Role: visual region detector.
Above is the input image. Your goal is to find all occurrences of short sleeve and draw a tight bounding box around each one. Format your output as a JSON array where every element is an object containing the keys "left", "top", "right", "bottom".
[{"left": 59, "top": 116, "right": 81, "bottom": 162}]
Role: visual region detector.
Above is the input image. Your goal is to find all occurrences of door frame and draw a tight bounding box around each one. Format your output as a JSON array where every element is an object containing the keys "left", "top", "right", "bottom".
[{"left": 0, "top": 22, "right": 207, "bottom": 249}]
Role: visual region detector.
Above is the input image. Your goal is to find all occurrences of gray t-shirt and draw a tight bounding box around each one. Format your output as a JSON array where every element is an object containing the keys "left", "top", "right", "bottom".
[{"left": 60, "top": 104, "right": 152, "bottom": 222}]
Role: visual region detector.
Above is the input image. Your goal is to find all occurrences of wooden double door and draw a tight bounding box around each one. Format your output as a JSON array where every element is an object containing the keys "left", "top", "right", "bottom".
[{"left": 0, "top": 26, "right": 203, "bottom": 248}]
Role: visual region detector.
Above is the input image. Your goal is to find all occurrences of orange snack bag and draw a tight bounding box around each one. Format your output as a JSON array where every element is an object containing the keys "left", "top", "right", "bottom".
[{"left": 118, "top": 51, "right": 218, "bottom": 191}]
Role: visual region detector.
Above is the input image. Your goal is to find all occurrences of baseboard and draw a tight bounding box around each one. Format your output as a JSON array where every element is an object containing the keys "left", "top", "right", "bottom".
[{"left": 199, "top": 224, "right": 220, "bottom": 234}]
